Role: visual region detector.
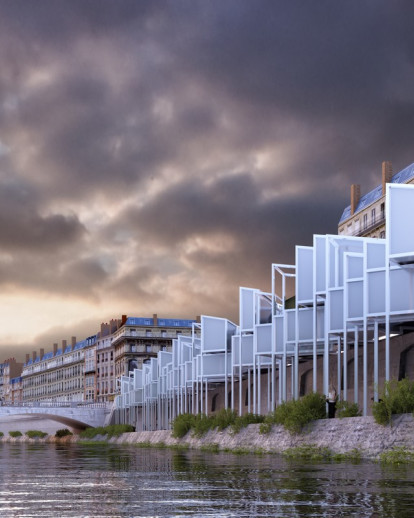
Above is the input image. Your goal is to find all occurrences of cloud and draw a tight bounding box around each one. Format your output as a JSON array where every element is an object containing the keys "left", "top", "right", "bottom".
[{"left": 0, "top": 1, "right": 414, "bottom": 355}]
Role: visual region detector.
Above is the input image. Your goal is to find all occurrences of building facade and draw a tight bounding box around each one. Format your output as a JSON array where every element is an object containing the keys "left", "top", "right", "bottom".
[
  {"left": 338, "top": 161, "right": 414, "bottom": 238},
  {"left": 113, "top": 315, "right": 196, "bottom": 380},
  {"left": 16, "top": 314, "right": 197, "bottom": 404},
  {"left": 21, "top": 336, "right": 96, "bottom": 403},
  {"left": 2, "top": 358, "right": 23, "bottom": 404}
]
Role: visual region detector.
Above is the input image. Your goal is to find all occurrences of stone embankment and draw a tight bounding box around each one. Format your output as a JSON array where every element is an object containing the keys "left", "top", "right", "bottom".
[
  {"left": 2, "top": 415, "right": 414, "bottom": 459},
  {"left": 106, "top": 414, "right": 414, "bottom": 459}
]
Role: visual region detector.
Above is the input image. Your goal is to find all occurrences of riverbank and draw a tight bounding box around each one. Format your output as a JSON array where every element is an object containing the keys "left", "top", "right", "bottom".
[{"left": 2, "top": 414, "right": 414, "bottom": 459}]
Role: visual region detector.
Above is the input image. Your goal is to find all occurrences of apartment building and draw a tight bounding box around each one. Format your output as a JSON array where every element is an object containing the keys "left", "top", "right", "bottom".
[
  {"left": 2, "top": 358, "right": 23, "bottom": 404},
  {"left": 21, "top": 336, "right": 97, "bottom": 402},
  {"left": 338, "top": 161, "right": 414, "bottom": 238},
  {"left": 96, "top": 318, "right": 120, "bottom": 403},
  {"left": 112, "top": 315, "right": 197, "bottom": 381},
  {"left": 10, "top": 377, "right": 23, "bottom": 404}
]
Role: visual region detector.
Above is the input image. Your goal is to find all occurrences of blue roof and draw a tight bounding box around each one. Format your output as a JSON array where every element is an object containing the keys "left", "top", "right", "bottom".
[
  {"left": 126, "top": 317, "right": 154, "bottom": 326},
  {"left": 158, "top": 318, "right": 195, "bottom": 327},
  {"left": 339, "top": 162, "right": 414, "bottom": 223},
  {"left": 125, "top": 317, "right": 195, "bottom": 327},
  {"left": 42, "top": 351, "right": 54, "bottom": 361},
  {"left": 73, "top": 339, "right": 88, "bottom": 351}
]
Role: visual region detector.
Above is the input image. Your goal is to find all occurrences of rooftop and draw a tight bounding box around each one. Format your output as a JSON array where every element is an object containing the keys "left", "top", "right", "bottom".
[{"left": 339, "top": 162, "right": 414, "bottom": 224}]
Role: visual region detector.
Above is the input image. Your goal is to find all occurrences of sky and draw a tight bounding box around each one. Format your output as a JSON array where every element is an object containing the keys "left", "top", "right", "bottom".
[{"left": 0, "top": 0, "right": 414, "bottom": 361}]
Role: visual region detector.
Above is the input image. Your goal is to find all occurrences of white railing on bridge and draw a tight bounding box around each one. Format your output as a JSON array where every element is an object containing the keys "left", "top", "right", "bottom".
[{"left": 1, "top": 401, "right": 111, "bottom": 410}]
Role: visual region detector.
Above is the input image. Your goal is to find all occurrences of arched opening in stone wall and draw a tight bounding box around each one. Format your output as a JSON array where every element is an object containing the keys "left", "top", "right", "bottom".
[
  {"left": 299, "top": 369, "right": 312, "bottom": 397},
  {"left": 399, "top": 344, "right": 414, "bottom": 380}
]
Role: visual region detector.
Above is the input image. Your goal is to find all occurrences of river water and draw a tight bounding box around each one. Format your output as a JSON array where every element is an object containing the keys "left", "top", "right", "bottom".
[{"left": 0, "top": 443, "right": 414, "bottom": 518}]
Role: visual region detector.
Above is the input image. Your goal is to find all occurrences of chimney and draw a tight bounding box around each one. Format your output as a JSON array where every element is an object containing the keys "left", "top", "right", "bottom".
[
  {"left": 382, "top": 161, "right": 393, "bottom": 195},
  {"left": 101, "top": 322, "right": 110, "bottom": 337},
  {"left": 350, "top": 184, "right": 360, "bottom": 216},
  {"left": 153, "top": 313, "right": 158, "bottom": 325},
  {"left": 110, "top": 319, "right": 119, "bottom": 333},
  {"left": 121, "top": 314, "right": 127, "bottom": 325},
  {"left": 62, "top": 339, "right": 67, "bottom": 351},
  {"left": 53, "top": 343, "right": 58, "bottom": 355},
  {"left": 39, "top": 348, "right": 44, "bottom": 360},
  {"left": 32, "top": 351, "right": 37, "bottom": 361},
  {"left": 71, "top": 336, "right": 76, "bottom": 347},
  {"left": 25, "top": 354, "right": 30, "bottom": 364}
]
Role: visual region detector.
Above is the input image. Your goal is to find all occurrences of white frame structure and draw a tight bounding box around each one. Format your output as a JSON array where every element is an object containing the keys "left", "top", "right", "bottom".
[{"left": 115, "top": 184, "right": 414, "bottom": 429}]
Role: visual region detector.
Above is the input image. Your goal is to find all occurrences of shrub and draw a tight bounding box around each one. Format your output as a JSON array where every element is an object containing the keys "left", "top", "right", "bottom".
[
  {"left": 55, "top": 428, "right": 73, "bottom": 438},
  {"left": 262, "top": 392, "right": 326, "bottom": 434},
  {"left": 171, "top": 411, "right": 266, "bottom": 438},
  {"left": 0, "top": 431, "right": 4, "bottom": 437},
  {"left": 25, "top": 430, "right": 48, "bottom": 438},
  {"left": 283, "top": 444, "right": 333, "bottom": 461},
  {"left": 231, "top": 413, "right": 265, "bottom": 434},
  {"left": 259, "top": 422, "right": 272, "bottom": 435},
  {"left": 171, "top": 413, "right": 195, "bottom": 438},
  {"left": 79, "top": 424, "right": 135, "bottom": 439},
  {"left": 213, "top": 409, "right": 237, "bottom": 430},
  {"left": 336, "top": 400, "right": 361, "bottom": 418},
  {"left": 379, "top": 447, "right": 414, "bottom": 465},
  {"left": 191, "top": 413, "right": 213, "bottom": 437},
  {"left": 372, "top": 378, "right": 414, "bottom": 425},
  {"left": 9, "top": 431, "right": 22, "bottom": 438}
]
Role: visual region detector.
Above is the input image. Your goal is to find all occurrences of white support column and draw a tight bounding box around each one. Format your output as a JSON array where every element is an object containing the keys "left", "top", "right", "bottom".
[
  {"left": 313, "top": 296, "right": 318, "bottom": 392},
  {"left": 278, "top": 359, "right": 282, "bottom": 405},
  {"left": 267, "top": 365, "right": 271, "bottom": 413},
  {"left": 374, "top": 321, "right": 379, "bottom": 402},
  {"left": 205, "top": 379, "right": 208, "bottom": 415},
  {"left": 253, "top": 356, "right": 257, "bottom": 414},
  {"left": 224, "top": 343, "right": 228, "bottom": 410},
  {"left": 343, "top": 329, "right": 347, "bottom": 401},
  {"left": 257, "top": 355, "right": 261, "bottom": 415},
  {"left": 271, "top": 354, "right": 276, "bottom": 411},
  {"left": 363, "top": 319, "right": 368, "bottom": 416},
  {"left": 247, "top": 369, "right": 251, "bottom": 413},
  {"left": 239, "top": 352, "right": 243, "bottom": 416},
  {"left": 354, "top": 326, "right": 358, "bottom": 405},
  {"left": 337, "top": 336, "right": 341, "bottom": 400}
]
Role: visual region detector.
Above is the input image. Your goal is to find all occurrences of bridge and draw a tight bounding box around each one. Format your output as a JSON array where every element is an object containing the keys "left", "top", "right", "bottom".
[{"left": 0, "top": 402, "right": 113, "bottom": 430}]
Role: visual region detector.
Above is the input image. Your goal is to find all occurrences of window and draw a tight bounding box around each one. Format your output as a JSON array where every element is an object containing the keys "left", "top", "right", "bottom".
[
  {"left": 371, "top": 208, "right": 376, "bottom": 224},
  {"left": 381, "top": 202, "right": 385, "bottom": 218},
  {"left": 363, "top": 213, "right": 368, "bottom": 230}
]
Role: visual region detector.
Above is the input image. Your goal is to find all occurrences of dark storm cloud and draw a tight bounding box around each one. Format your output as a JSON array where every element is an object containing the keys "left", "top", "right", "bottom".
[
  {"left": 0, "top": 177, "right": 85, "bottom": 251},
  {"left": 112, "top": 172, "right": 342, "bottom": 296}
]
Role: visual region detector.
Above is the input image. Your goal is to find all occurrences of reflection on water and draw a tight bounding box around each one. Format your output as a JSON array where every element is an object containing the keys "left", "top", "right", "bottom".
[{"left": 0, "top": 443, "right": 413, "bottom": 517}]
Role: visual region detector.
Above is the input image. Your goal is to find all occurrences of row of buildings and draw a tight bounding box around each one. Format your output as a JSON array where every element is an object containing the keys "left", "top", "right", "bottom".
[{"left": 0, "top": 314, "right": 198, "bottom": 405}]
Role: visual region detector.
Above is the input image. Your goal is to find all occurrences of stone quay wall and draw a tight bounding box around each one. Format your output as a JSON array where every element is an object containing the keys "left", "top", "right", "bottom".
[
  {"left": 107, "top": 414, "right": 414, "bottom": 459},
  {"left": 2, "top": 414, "right": 414, "bottom": 459}
]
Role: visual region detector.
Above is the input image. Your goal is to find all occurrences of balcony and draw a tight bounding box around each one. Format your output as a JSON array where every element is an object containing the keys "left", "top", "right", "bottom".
[{"left": 348, "top": 213, "right": 385, "bottom": 237}]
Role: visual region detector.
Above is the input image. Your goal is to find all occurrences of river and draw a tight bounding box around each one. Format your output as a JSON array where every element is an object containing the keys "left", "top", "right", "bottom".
[{"left": 0, "top": 442, "right": 413, "bottom": 517}]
